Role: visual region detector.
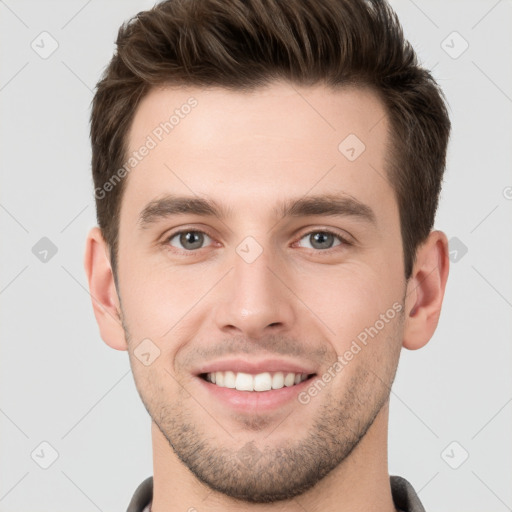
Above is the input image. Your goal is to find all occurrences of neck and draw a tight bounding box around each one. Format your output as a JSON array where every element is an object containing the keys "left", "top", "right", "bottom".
[{"left": 151, "top": 402, "right": 396, "bottom": 512}]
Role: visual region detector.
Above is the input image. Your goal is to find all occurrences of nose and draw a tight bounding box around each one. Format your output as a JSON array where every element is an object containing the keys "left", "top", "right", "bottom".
[{"left": 213, "top": 246, "right": 296, "bottom": 340}]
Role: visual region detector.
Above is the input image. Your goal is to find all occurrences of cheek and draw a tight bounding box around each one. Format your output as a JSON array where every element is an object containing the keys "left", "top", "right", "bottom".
[
  {"left": 293, "top": 262, "right": 400, "bottom": 345},
  {"left": 128, "top": 349, "right": 176, "bottom": 414},
  {"left": 295, "top": 263, "right": 404, "bottom": 384},
  {"left": 118, "top": 247, "right": 209, "bottom": 339}
]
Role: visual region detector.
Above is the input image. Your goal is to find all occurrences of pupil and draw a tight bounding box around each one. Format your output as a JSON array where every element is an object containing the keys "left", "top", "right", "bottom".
[
  {"left": 312, "top": 232, "right": 333, "bottom": 249},
  {"left": 181, "top": 231, "right": 203, "bottom": 250}
]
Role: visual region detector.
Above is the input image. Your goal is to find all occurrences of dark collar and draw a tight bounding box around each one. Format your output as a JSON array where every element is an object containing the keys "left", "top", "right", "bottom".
[{"left": 127, "top": 474, "right": 426, "bottom": 512}]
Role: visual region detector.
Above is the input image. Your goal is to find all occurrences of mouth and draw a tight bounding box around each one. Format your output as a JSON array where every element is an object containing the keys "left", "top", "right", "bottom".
[
  {"left": 199, "top": 371, "right": 316, "bottom": 392},
  {"left": 194, "top": 358, "right": 319, "bottom": 412}
]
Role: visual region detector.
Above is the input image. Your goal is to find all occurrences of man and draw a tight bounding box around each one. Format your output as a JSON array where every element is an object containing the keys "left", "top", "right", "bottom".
[{"left": 84, "top": 0, "right": 450, "bottom": 510}]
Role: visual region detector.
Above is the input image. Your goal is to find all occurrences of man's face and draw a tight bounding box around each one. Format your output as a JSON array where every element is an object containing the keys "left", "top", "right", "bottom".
[{"left": 117, "top": 82, "right": 406, "bottom": 502}]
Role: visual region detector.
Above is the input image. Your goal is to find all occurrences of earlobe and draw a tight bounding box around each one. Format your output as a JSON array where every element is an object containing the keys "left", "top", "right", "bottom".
[
  {"left": 84, "top": 227, "right": 128, "bottom": 351},
  {"left": 402, "top": 230, "right": 450, "bottom": 350}
]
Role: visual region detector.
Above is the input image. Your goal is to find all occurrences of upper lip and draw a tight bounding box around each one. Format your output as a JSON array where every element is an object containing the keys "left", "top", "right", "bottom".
[{"left": 195, "top": 358, "right": 317, "bottom": 376}]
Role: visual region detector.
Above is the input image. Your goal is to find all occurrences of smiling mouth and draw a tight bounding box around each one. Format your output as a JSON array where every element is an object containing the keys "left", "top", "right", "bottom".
[{"left": 199, "top": 371, "right": 317, "bottom": 392}]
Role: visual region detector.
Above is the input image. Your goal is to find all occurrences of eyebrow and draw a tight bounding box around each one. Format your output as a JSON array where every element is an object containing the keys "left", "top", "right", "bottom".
[{"left": 138, "top": 193, "right": 376, "bottom": 228}]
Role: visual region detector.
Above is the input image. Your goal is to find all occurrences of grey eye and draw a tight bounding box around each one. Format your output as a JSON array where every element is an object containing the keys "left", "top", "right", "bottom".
[
  {"left": 298, "top": 231, "right": 342, "bottom": 250},
  {"left": 169, "top": 231, "right": 211, "bottom": 250}
]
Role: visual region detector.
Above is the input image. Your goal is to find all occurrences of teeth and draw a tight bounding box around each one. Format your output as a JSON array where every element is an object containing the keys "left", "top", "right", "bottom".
[
  {"left": 272, "top": 372, "right": 284, "bottom": 389},
  {"left": 254, "top": 372, "right": 272, "bottom": 391},
  {"left": 224, "top": 371, "right": 236, "bottom": 389},
  {"left": 235, "top": 372, "right": 253, "bottom": 391},
  {"left": 284, "top": 373, "right": 295, "bottom": 387},
  {"left": 204, "top": 371, "right": 310, "bottom": 391}
]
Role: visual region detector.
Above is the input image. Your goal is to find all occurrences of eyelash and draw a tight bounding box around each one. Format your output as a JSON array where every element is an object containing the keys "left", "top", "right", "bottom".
[{"left": 162, "top": 228, "right": 353, "bottom": 255}]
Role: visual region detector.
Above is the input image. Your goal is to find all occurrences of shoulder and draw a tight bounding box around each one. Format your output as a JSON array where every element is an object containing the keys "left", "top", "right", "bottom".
[
  {"left": 126, "top": 476, "right": 153, "bottom": 512},
  {"left": 390, "top": 475, "right": 426, "bottom": 512}
]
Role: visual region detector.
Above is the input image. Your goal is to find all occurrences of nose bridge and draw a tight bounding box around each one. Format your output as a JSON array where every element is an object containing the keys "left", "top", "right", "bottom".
[
  {"left": 234, "top": 244, "right": 276, "bottom": 308},
  {"left": 214, "top": 239, "right": 295, "bottom": 337}
]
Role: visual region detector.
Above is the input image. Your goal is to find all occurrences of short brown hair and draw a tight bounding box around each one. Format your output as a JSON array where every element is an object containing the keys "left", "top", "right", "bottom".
[{"left": 90, "top": 0, "right": 450, "bottom": 280}]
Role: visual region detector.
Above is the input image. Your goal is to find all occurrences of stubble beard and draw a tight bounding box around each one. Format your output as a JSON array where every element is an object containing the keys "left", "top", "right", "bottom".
[{"left": 124, "top": 309, "right": 404, "bottom": 503}]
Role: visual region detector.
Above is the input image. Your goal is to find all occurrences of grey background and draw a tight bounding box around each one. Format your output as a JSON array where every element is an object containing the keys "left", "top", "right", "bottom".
[{"left": 1, "top": 0, "right": 511, "bottom": 511}]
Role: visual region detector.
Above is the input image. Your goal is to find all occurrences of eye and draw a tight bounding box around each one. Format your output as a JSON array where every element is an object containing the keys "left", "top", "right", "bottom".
[
  {"left": 167, "top": 230, "right": 212, "bottom": 251},
  {"left": 163, "top": 228, "right": 350, "bottom": 254},
  {"left": 296, "top": 230, "right": 349, "bottom": 251}
]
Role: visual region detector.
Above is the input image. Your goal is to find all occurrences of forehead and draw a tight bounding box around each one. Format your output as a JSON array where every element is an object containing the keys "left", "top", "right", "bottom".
[
  {"left": 122, "top": 81, "right": 395, "bottom": 225},
  {"left": 128, "top": 81, "right": 388, "bottom": 151}
]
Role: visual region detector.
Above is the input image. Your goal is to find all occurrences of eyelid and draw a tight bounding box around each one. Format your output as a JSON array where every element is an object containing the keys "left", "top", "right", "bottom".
[
  {"left": 292, "top": 227, "right": 354, "bottom": 249},
  {"left": 163, "top": 227, "right": 216, "bottom": 253},
  {"left": 162, "top": 226, "right": 354, "bottom": 254}
]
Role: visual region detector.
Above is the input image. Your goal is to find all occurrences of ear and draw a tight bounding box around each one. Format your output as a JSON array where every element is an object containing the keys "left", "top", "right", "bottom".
[
  {"left": 84, "top": 227, "right": 128, "bottom": 351},
  {"left": 402, "top": 230, "right": 450, "bottom": 350}
]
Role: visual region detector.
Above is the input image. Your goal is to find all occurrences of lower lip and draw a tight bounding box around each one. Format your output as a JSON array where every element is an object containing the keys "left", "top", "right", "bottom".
[{"left": 196, "top": 375, "right": 316, "bottom": 412}]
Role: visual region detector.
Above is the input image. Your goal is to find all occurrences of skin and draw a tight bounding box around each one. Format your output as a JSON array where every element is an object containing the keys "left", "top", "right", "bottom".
[{"left": 85, "top": 82, "right": 449, "bottom": 512}]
